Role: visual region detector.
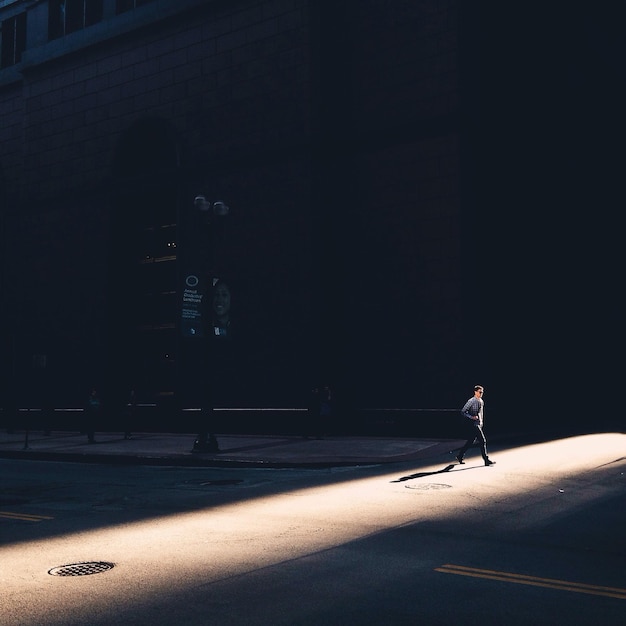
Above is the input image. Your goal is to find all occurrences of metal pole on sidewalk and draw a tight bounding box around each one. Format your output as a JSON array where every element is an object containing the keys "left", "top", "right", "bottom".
[
  {"left": 22, "top": 409, "right": 30, "bottom": 450},
  {"left": 179, "top": 191, "right": 228, "bottom": 453}
]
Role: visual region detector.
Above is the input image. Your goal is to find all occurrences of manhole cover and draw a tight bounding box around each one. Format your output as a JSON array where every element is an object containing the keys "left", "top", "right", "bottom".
[
  {"left": 405, "top": 483, "right": 452, "bottom": 490},
  {"left": 49, "top": 562, "right": 115, "bottom": 577}
]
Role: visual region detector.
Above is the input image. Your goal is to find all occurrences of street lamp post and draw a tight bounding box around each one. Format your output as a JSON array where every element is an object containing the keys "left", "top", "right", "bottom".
[{"left": 178, "top": 193, "right": 229, "bottom": 453}]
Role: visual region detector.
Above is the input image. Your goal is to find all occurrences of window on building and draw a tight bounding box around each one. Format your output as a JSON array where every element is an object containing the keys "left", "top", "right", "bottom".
[
  {"left": 0, "top": 12, "right": 26, "bottom": 69},
  {"left": 116, "top": 0, "right": 155, "bottom": 15},
  {"left": 48, "top": 0, "right": 104, "bottom": 40}
]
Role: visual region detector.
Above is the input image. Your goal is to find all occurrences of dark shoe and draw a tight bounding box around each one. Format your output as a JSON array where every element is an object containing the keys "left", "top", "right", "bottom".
[
  {"left": 456, "top": 455, "right": 465, "bottom": 464},
  {"left": 484, "top": 459, "right": 496, "bottom": 466}
]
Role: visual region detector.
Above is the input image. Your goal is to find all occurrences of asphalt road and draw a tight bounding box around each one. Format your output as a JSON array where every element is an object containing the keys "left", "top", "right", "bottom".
[{"left": 1, "top": 432, "right": 625, "bottom": 625}]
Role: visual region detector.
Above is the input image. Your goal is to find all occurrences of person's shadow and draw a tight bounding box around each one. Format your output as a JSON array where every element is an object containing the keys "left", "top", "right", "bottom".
[
  {"left": 392, "top": 461, "right": 489, "bottom": 482},
  {"left": 391, "top": 464, "right": 455, "bottom": 483}
]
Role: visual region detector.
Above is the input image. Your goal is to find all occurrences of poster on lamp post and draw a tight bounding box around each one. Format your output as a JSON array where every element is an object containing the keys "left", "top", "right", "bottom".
[
  {"left": 181, "top": 273, "right": 207, "bottom": 338},
  {"left": 178, "top": 190, "right": 213, "bottom": 341}
]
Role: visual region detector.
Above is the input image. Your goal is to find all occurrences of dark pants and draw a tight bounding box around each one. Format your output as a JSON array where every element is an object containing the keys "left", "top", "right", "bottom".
[{"left": 458, "top": 422, "right": 488, "bottom": 461}]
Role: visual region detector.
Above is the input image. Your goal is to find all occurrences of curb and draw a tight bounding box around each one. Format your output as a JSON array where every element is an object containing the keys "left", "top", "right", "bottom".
[{"left": 0, "top": 438, "right": 463, "bottom": 469}]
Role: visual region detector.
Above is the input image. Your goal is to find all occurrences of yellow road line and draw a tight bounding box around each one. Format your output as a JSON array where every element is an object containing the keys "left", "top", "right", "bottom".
[
  {"left": 0, "top": 511, "right": 54, "bottom": 522},
  {"left": 435, "top": 564, "right": 626, "bottom": 600}
]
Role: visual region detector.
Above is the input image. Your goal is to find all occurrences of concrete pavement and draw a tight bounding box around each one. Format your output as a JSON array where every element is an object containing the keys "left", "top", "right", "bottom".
[{"left": 0, "top": 429, "right": 465, "bottom": 468}]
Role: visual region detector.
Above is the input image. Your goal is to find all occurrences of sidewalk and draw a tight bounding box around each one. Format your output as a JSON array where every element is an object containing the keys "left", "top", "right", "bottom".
[{"left": 0, "top": 430, "right": 464, "bottom": 468}]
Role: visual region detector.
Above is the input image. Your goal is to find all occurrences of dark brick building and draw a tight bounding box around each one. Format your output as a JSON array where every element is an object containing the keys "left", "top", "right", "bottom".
[{"left": 0, "top": 0, "right": 478, "bottom": 434}]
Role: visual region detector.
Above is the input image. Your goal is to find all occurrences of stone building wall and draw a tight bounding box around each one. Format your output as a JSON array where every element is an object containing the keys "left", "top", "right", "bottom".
[{"left": 0, "top": 0, "right": 477, "bottom": 430}]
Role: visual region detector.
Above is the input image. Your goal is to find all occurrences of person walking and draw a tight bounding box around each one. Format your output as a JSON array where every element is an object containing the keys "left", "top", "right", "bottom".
[{"left": 456, "top": 385, "right": 495, "bottom": 466}]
